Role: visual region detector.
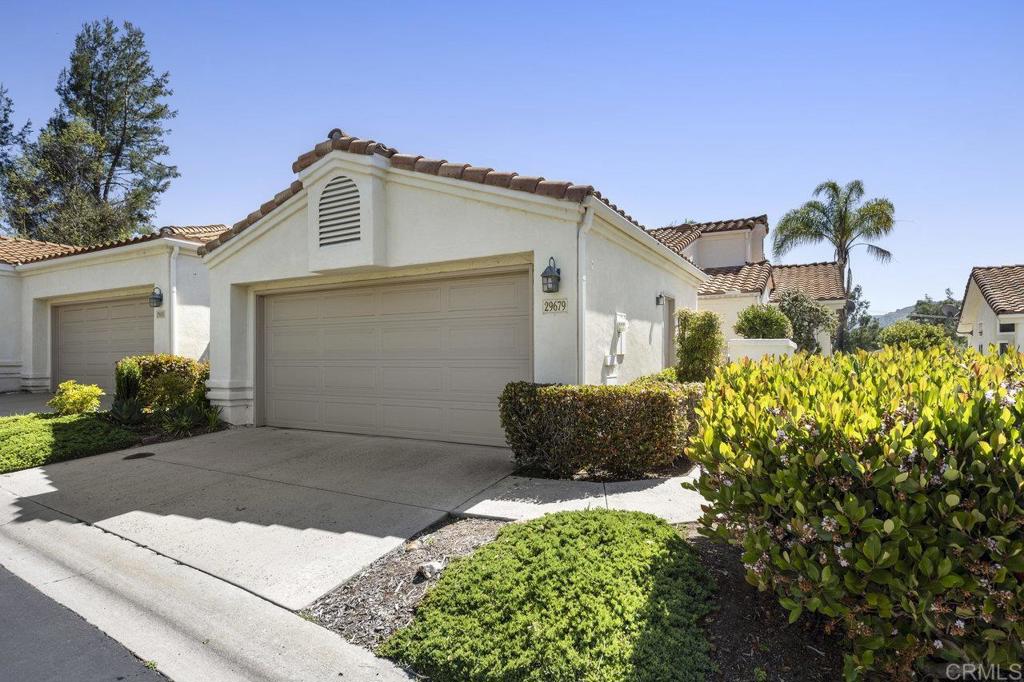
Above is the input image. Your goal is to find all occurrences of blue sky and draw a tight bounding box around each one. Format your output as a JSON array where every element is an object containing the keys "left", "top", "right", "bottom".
[{"left": 2, "top": 1, "right": 1021, "bottom": 313}]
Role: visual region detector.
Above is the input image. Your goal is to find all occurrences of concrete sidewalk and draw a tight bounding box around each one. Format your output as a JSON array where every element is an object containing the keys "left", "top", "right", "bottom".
[
  {"left": 0, "top": 487, "right": 411, "bottom": 682},
  {"left": 455, "top": 466, "right": 706, "bottom": 523},
  {"left": 0, "top": 564, "right": 166, "bottom": 682}
]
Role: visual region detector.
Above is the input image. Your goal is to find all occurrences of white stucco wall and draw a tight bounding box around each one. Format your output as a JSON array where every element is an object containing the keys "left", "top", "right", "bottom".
[
  {"left": 11, "top": 239, "right": 212, "bottom": 392},
  {"left": 728, "top": 338, "right": 797, "bottom": 361},
  {"left": 203, "top": 152, "right": 704, "bottom": 423},
  {"left": 959, "top": 282, "right": 1023, "bottom": 351},
  {"left": 692, "top": 232, "right": 748, "bottom": 269},
  {"left": 698, "top": 292, "right": 765, "bottom": 339},
  {"left": 0, "top": 266, "right": 21, "bottom": 392},
  {"left": 583, "top": 215, "right": 700, "bottom": 384},
  {"left": 173, "top": 251, "right": 213, "bottom": 361}
]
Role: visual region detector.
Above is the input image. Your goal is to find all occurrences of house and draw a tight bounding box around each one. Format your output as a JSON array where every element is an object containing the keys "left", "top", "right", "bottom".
[
  {"left": 956, "top": 265, "right": 1024, "bottom": 352},
  {"left": 648, "top": 216, "right": 847, "bottom": 353},
  {"left": 0, "top": 225, "right": 226, "bottom": 393},
  {"left": 197, "top": 128, "right": 707, "bottom": 445}
]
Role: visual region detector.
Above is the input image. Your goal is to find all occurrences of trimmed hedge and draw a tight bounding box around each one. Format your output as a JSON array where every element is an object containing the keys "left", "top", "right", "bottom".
[
  {"left": 676, "top": 309, "right": 724, "bottom": 382},
  {"left": 115, "top": 354, "right": 209, "bottom": 411},
  {"left": 500, "top": 381, "right": 702, "bottom": 479},
  {"left": 380, "top": 510, "right": 715, "bottom": 682},
  {"left": 688, "top": 346, "right": 1024, "bottom": 679},
  {"left": 879, "top": 320, "right": 950, "bottom": 350},
  {"left": 734, "top": 303, "right": 793, "bottom": 340}
]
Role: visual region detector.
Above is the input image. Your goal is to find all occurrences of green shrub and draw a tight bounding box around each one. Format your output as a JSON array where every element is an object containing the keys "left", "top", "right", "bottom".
[
  {"left": 381, "top": 510, "right": 714, "bottom": 682},
  {"left": 160, "top": 396, "right": 221, "bottom": 437},
  {"left": 878, "top": 320, "right": 950, "bottom": 350},
  {"left": 116, "top": 354, "right": 210, "bottom": 411},
  {"left": 734, "top": 304, "right": 793, "bottom": 339},
  {"left": 114, "top": 356, "right": 142, "bottom": 402},
  {"left": 676, "top": 309, "right": 724, "bottom": 382},
  {"left": 776, "top": 290, "right": 838, "bottom": 353},
  {"left": 0, "top": 413, "right": 140, "bottom": 473},
  {"left": 47, "top": 380, "right": 104, "bottom": 415},
  {"left": 687, "top": 346, "right": 1024, "bottom": 679},
  {"left": 630, "top": 367, "right": 683, "bottom": 386},
  {"left": 500, "top": 381, "right": 702, "bottom": 479}
]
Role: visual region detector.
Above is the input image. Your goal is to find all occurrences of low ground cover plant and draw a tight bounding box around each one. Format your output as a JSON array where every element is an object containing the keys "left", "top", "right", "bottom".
[
  {"left": 688, "top": 346, "right": 1024, "bottom": 679},
  {"left": 878, "top": 319, "right": 950, "bottom": 350},
  {"left": 734, "top": 303, "right": 793, "bottom": 339},
  {"left": 47, "top": 380, "right": 104, "bottom": 415},
  {"left": 500, "top": 381, "right": 701, "bottom": 479},
  {"left": 0, "top": 413, "right": 140, "bottom": 474},
  {"left": 381, "top": 510, "right": 715, "bottom": 682}
]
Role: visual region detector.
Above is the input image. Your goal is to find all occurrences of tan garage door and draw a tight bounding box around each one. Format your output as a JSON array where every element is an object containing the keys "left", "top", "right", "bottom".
[
  {"left": 262, "top": 272, "right": 531, "bottom": 445},
  {"left": 55, "top": 298, "right": 154, "bottom": 393}
]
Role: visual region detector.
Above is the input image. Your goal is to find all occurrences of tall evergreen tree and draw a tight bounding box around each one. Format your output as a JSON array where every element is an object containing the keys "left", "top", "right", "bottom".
[{"left": 0, "top": 19, "right": 177, "bottom": 245}]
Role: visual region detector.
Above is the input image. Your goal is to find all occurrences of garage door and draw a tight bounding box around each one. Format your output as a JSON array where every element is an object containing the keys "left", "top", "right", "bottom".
[
  {"left": 262, "top": 272, "right": 531, "bottom": 445},
  {"left": 55, "top": 298, "right": 154, "bottom": 393}
]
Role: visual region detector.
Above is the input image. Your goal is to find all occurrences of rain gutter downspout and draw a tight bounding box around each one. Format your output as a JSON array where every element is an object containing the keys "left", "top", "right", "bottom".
[
  {"left": 169, "top": 245, "right": 180, "bottom": 355},
  {"left": 576, "top": 198, "right": 596, "bottom": 384}
]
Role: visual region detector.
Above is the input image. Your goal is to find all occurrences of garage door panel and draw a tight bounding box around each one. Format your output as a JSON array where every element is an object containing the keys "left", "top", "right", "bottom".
[
  {"left": 263, "top": 272, "right": 531, "bottom": 446},
  {"left": 56, "top": 298, "right": 153, "bottom": 392}
]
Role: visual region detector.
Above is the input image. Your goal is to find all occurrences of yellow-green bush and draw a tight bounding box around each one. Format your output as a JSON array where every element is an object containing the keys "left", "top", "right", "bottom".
[
  {"left": 688, "top": 346, "right": 1024, "bottom": 679},
  {"left": 115, "top": 354, "right": 209, "bottom": 411},
  {"left": 500, "top": 381, "right": 702, "bottom": 479},
  {"left": 47, "top": 380, "right": 104, "bottom": 415}
]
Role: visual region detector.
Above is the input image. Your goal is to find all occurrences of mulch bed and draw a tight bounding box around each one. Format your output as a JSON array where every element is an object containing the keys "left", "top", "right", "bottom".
[
  {"left": 677, "top": 522, "right": 845, "bottom": 681},
  {"left": 307, "top": 515, "right": 845, "bottom": 680},
  {"left": 304, "top": 516, "right": 507, "bottom": 650}
]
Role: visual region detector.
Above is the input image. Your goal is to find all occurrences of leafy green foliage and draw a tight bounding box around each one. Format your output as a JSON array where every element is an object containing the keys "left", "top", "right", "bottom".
[
  {"left": 118, "top": 354, "right": 209, "bottom": 412},
  {"left": 734, "top": 304, "right": 793, "bottom": 340},
  {"left": 773, "top": 180, "right": 895, "bottom": 350},
  {"left": 687, "top": 346, "right": 1024, "bottom": 679},
  {"left": 47, "top": 380, "right": 104, "bottom": 415},
  {"left": 0, "top": 413, "right": 139, "bottom": 474},
  {"left": 381, "top": 510, "right": 715, "bottom": 682},
  {"left": 676, "top": 309, "right": 724, "bottom": 382},
  {"left": 879, "top": 320, "right": 950, "bottom": 350},
  {"left": 912, "top": 289, "right": 964, "bottom": 345},
  {"left": 629, "top": 367, "right": 684, "bottom": 386},
  {"left": 845, "top": 285, "right": 880, "bottom": 351},
  {"left": 500, "top": 381, "right": 701, "bottom": 479},
  {"left": 1, "top": 19, "right": 177, "bottom": 243},
  {"left": 776, "top": 290, "right": 837, "bottom": 353}
]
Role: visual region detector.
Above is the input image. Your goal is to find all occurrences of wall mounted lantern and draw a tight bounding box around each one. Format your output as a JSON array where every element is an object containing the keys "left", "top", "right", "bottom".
[
  {"left": 655, "top": 294, "right": 665, "bottom": 306},
  {"left": 148, "top": 286, "right": 164, "bottom": 308},
  {"left": 541, "top": 257, "right": 561, "bottom": 293}
]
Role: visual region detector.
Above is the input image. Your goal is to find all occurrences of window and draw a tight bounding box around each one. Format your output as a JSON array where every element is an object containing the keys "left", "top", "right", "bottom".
[
  {"left": 999, "top": 342, "right": 1010, "bottom": 354},
  {"left": 318, "top": 176, "right": 360, "bottom": 246},
  {"left": 999, "top": 322, "right": 1016, "bottom": 334},
  {"left": 978, "top": 344, "right": 984, "bottom": 352}
]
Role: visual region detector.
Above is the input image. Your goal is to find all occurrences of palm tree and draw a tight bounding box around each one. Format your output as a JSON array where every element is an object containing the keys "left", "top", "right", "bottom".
[{"left": 773, "top": 180, "right": 894, "bottom": 351}]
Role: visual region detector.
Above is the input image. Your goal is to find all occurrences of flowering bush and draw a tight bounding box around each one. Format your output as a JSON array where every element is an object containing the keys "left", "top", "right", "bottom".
[{"left": 688, "top": 346, "right": 1024, "bottom": 679}]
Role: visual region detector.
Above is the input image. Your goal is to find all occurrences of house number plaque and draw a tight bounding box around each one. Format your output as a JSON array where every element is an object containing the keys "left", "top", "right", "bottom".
[{"left": 542, "top": 298, "right": 568, "bottom": 314}]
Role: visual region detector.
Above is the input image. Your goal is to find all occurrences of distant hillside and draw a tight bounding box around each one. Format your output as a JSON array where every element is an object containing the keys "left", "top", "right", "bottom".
[{"left": 874, "top": 305, "right": 915, "bottom": 328}]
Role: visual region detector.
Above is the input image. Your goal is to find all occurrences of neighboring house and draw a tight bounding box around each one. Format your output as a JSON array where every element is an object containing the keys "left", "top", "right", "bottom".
[
  {"left": 956, "top": 265, "right": 1024, "bottom": 352},
  {"left": 648, "top": 216, "right": 846, "bottom": 354},
  {"left": 197, "top": 128, "right": 706, "bottom": 445},
  {"left": 0, "top": 226, "right": 226, "bottom": 393}
]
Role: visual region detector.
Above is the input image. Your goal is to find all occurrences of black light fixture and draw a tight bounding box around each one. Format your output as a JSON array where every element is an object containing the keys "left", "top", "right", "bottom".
[
  {"left": 148, "top": 286, "right": 164, "bottom": 308},
  {"left": 655, "top": 294, "right": 665, "bottom": 306},
  {"left": 541, "top": 257, "right": 561, "bottom": 293}
]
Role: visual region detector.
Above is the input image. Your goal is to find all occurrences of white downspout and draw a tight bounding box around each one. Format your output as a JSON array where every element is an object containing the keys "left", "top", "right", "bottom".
[
  {"left": 576, "top": 199, "right": 595, "bottom": 384},
  {"left": 169, "top": 246, "right": 180, "bottom": 355}
]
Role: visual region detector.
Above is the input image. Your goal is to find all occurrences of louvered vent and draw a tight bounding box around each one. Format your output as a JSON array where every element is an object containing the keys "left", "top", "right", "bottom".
[{"left": 318, "top": 176, "right": 360, "bottom": 246}]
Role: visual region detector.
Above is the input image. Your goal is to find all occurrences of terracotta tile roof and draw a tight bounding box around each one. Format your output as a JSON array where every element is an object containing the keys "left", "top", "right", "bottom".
[
  {"left": 199, "top": 128, "right": 652, "bottom": 257},
  {"left": 10, "top": 225, "right": 228, "bottom": 265},
  {"left": 969, "top": 265, "right": 1024, "bottom": 315},
  {"left": 647, "top": 215, "right": 769, "bottom": 255},
  {"left": 0, "top": 236, "right": 77, "bottom": 265},
  {"left": 699, "top": 261, "right": 773, "bottom": 296},
  {"left": 769, "top": 262, "right": 845, "bottom": 302}
]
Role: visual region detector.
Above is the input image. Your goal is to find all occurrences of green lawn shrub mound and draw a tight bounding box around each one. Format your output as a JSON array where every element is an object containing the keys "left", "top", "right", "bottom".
[
  {"left": 381, "top": 510, "right": 714, "bottom": 682},
  {"left": 48, "top": 379, "right": 104, "bottom": 415},
  {"left": 0, "top": 413, "right": 140, "bottom": 473},
  {"left": 688, "top": 346, "right": 1024, "bottom": 679},
  {"left": 734, "top": 303, "right": 793, "bottom": 340},
  {"left": 500, "top": 381, "right": 701, "bottom": 479},
  {"left": 878, "top": 319, "right": 950, "bottom": 350}
]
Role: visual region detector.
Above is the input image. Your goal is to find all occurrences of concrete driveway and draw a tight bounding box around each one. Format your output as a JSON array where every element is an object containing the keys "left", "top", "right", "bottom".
[{"left": 0, "top": 426, "right": 515, "bottom": 610}]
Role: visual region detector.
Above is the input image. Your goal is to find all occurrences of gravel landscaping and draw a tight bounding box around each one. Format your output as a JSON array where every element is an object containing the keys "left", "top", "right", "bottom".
[{"left": 304, "top": 516, "right": 507, "bottom": 649}]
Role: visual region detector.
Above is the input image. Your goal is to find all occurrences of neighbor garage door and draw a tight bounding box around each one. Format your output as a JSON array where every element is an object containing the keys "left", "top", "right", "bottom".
[
  {"left": 55, "top": 298, "right": 154, "bottom": 392},
  {"left": 262, "top": 272, "right": 531, "bottom": 445}
]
